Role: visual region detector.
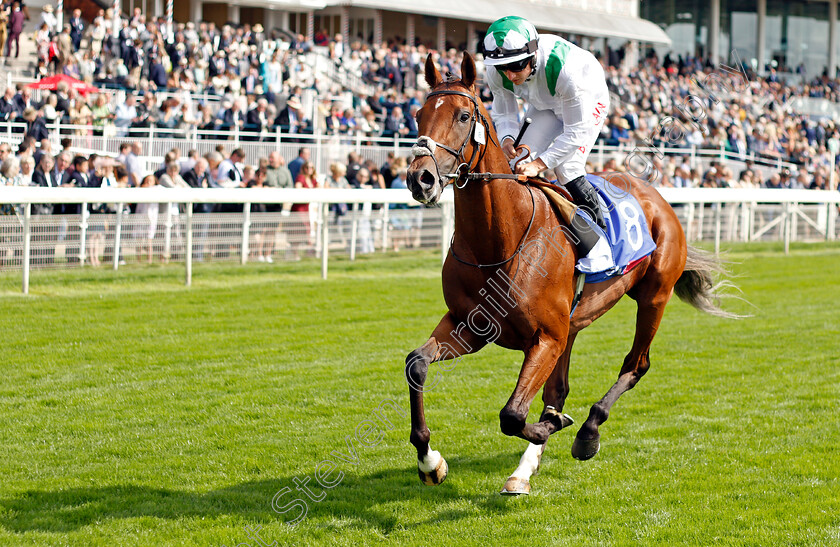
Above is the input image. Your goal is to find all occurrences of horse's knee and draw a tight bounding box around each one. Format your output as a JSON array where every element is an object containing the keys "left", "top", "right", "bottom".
[
  {"left": 499, "top": 406, "right": 526, "bottom": 436},
  {"left": 405, "top": 347, "right": 432, "bottom": 389}
]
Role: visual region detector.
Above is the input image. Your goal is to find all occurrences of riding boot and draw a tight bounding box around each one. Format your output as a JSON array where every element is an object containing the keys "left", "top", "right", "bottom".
[
  {"left": 566, "top": 213, "right": 601, "bottom": 258},
  {"left": 564, "top": 175, "right": 607, "bottom": 231}
]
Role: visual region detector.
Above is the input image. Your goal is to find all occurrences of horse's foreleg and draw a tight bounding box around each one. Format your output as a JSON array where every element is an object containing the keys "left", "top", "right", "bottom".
[
  {"left": 406, "top": 312, "right": 484, "bottom": 486},
  {"left": 499, "top": 336, "right": 566, "bottom": 445},
  {"left": 501, "top": 334, "right": 576, "bottom": 495},
  {"left": 572, "top": 300, "right": 668, "bottom": 460}
]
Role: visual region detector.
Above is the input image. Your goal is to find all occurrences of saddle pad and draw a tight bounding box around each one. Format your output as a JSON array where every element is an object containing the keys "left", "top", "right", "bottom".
[{"left": 575, "top": 174, "right": 657, "bottom": 284}]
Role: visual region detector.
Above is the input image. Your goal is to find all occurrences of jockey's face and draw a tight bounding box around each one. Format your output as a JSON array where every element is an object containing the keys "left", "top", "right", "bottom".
[{"left": 500, "top": 58, "right": 533, "bottom": 86}]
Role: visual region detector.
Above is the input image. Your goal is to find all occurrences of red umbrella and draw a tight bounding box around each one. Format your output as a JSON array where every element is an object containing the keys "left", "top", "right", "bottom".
[{"left": 26, "top": 74, "right": 100, "bottom": 95}]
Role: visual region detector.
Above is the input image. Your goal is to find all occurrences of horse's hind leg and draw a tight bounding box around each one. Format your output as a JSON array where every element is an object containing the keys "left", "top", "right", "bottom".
[
  {"left": 406, "top": 312, "right": 484, "bottom": 486},
  {"left": 501, "top": 334, "right": 576, "bottom": 495},
  {"left": 572, "top": 296, "right": 669, "bottom": 460}
]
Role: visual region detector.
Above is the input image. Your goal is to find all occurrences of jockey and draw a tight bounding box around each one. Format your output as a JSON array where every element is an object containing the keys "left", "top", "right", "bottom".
[{"left": 483, "top": 16, "right": 610, "bottom": 231}]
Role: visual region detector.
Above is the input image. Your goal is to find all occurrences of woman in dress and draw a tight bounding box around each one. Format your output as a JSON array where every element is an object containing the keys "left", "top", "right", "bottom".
[
  {"left": 134, "top": 174, "right": 159, "bottom": 263},
  {"left": 292, "top": 161, "right": 320, "bottom": 254}
]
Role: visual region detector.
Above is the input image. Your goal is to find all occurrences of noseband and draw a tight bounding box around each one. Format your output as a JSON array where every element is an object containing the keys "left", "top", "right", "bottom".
[{"left": 411, "top": 89, "right": 494, "bottom": 189}]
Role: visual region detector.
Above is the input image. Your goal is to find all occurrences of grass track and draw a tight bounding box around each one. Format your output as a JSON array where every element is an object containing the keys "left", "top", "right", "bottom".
[{"left": 0, "top": 243, "right": 838, "bottom": 546}]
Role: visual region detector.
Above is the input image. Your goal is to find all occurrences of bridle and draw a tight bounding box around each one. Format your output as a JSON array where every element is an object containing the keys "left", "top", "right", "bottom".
[
  {"left": 411, "top": 85, "right": 538, "bottom": 270},
  {"left": 411, "top": 88, "right": 495, "bottom": 189}
]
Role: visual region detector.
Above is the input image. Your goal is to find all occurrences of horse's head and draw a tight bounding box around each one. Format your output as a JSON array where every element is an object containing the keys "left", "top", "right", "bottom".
[{"left": 407, "top": 52, "right": 488, "bottom": 204}]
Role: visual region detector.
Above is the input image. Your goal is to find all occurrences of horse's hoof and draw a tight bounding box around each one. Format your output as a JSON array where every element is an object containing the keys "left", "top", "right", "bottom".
[
  {"left": 418, "top": 454, "right": 448, "bottom": 486},
  {"left": 500, "top": 476, "right": 530, "bottom": 495},
  {"left": 571, "top": 436, "right": 601, "bottom": 461}
]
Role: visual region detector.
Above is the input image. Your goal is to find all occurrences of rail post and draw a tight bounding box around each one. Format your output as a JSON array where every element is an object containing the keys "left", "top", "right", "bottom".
[
  {"left": 321, "top": 203, "right": 329, "bottom": 279},
  {"left": 241, "top": 205, "right": 251, "bottom": 265},
  {"left": 185, "top": 205, "right": 193, "bottom": 286},
  {"left": 79, "top": 204, "right": 88, "bottom": 265},
  {"left": 113, "top": 203, "right": 123, "bottom": 270},
  {"left": 22, "top": 203, "right": 31, "bottom": 295}
]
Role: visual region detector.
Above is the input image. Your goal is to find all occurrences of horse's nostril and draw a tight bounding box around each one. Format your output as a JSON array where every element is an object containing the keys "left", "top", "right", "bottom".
[{"left": 419, "top": 169, "right": 436, "bottom": 188}]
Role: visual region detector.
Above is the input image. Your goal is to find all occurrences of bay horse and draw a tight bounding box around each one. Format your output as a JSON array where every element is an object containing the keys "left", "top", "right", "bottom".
[{"left": 404, "top": 52, "right": 735, "bottom": 495}]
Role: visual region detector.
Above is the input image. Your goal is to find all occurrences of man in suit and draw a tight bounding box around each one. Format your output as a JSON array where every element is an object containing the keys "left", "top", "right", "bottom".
[
  {"left": 382, "top": 106, "right": 409, "bottom": 139},
  {"left": 69, "top": 9, "right": 85, "bottom": 52},
  {"left": 273, "top": 95, "right": 306, "bottom": 136},
  {"left": 149, "top": 55, "right": 168, "bottom": 89},
  {"left": 69, "top": 156, "right": 91, "bottom": 188},
  {"left": 218, "top": 100, "right": 245, "bottom": 133},
  {"left": 0, "top": 86, "right": 17, "bottom": 122},
  {"left": 244, "top": 98, "right": 269, "bottom": 140},
  {"left": 182, "top": 157, "right": 216, "bottom": 260},
  {"left": 13, "top": 86, "right": 35, "bottom": 115}
]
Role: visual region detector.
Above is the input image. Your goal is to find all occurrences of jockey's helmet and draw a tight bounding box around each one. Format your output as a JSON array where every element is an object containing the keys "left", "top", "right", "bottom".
[{"left": 483, "top": 16, "right": 539, "bottom": 68}]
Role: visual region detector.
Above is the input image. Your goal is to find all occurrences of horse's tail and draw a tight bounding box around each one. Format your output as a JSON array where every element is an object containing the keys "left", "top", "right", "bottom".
[{"left": 674, "top": 245, "right": 744, "bottom": 319}]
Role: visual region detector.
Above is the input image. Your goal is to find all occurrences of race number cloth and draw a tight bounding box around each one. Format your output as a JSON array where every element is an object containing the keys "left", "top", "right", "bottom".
[{"left": 575, "top": 174, "right": 656, "bottom": 284}]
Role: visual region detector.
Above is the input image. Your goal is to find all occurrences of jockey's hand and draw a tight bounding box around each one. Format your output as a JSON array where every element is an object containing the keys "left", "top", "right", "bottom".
[
  {"left": 515, "top": 158, "right": 548, "bottom": 178},
  {"left": 501, "top": 137, "right": 516, "bottom": 160}
]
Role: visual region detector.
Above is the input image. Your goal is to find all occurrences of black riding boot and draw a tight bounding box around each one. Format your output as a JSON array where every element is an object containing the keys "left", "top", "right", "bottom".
[{"left": 565, "top": 175, "right": 607, "bottom": 231}]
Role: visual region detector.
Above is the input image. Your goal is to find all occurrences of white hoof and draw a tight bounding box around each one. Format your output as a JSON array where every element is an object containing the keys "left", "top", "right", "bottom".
[{"left": 418, "top": 450, "right": 448, "bottom": 485}]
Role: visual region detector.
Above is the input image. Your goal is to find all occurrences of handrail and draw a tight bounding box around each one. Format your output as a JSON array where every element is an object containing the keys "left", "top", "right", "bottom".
[{"left": 0, "top": 187, "right": 837, "bottom": 206}]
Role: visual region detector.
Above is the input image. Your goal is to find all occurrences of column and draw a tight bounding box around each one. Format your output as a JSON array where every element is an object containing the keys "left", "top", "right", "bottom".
[
  {"left": 373, "top": 9, "right": 382, "bottom": 47},
  {"left": 466, "top": 21, "right": 477, "bottom": 54},
  {"left": 437, "top": 17, "right": 445, "bottom": 52},
  {"left": 341, "top": 6, "right": 350, "bottom": 45},
  {"left": 113, "top": 0, "right": 122, "bottom": 34},
  {"left": 757, "top": 0, "right": 766, "bottom": 74},
  {"left": 406, "top": 14, "right": 415, "bottom": 49},
  {"left": 228, "top": 4, "right": 240, "bottom": 24},
  {"left": 709, "top": 0, "right": 720, "bottom": 64},
  {"left": 154, "top": 0, "right": 162, "bottom": 19},
  {"left": 306, "top": 10, "right": 314, "bottom": 42},
  {"left": 830, "top": 0, "right": 838, "bottom": 77},
  {"left": 191, "top": 0, "right": 202, "bottom": 24},
  {"left": 279, "top": 11, "right": 289, "bottom": 32}
]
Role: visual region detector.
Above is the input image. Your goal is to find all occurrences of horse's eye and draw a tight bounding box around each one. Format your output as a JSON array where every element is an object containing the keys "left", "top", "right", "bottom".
[{"left": 459, "top": 112, "right": 470, "bottom": 123}]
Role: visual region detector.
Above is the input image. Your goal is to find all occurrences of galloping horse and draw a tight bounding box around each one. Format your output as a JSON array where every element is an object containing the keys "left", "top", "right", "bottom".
[{"left": 404, "top": 52, "right": 734, "bottom": 494}]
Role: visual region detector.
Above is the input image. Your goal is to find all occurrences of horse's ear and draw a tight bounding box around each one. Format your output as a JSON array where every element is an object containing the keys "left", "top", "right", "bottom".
[
  {"left": 425, "top": 54, "right": 442, "bottom": 89},
  {"left": 461, "top": 52, "right": 477, "bottom": 89}
]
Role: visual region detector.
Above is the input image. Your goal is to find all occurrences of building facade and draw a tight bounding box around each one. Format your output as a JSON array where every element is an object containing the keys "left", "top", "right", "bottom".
[{"left": 642, "top": 0, "right": 839, "bottom": 78}]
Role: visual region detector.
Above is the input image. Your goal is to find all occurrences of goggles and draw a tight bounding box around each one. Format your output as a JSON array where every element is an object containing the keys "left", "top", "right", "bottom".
[{"left": 496, "top": 56, "right": 533, "bottom": 73}]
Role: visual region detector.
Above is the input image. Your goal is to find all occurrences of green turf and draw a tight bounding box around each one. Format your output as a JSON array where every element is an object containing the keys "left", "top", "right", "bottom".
[{"left": 0, "top": 243, "right": 838, "bottom": 546}]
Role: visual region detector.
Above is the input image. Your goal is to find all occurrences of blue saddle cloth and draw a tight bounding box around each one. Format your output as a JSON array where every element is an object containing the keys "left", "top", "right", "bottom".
[{"left": 574, "top": 174, "right": 657, "bottom": 284}]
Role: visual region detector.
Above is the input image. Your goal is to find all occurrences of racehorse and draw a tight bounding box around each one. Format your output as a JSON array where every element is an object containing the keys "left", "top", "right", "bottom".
[{"left": 404, "top": 52, "right": 735, "bottom": 495}]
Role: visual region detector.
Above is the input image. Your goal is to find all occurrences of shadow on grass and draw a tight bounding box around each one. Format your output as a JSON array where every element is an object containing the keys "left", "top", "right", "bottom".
[{"left": 0, "top": 453, "right": 522, "bottom": 535}]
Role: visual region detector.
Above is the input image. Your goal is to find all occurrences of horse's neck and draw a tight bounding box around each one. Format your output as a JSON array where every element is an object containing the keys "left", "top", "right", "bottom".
[{"left": 452, "top": 148, "right": 532, "bottom": 262}]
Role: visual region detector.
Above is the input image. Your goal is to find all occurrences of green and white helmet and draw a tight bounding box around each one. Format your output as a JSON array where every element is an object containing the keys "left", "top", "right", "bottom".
[{"left": 483, "top": 16, "right": 539, "bottom": 66}]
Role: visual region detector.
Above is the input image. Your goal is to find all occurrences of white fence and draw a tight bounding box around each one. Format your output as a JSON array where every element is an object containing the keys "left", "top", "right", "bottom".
[{"left": 0, "top": 187, "right": 838, "bottom": 294}]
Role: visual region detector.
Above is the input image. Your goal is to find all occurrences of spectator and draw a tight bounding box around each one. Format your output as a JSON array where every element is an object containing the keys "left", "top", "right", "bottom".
[
  {"left": 69, "top": 155, "right": 92, "bottom": 187},
  {"left": 287, "top": 147, "right": 310, "bottom": 182},
  {"left": 217, "top": 148, "right": 246, "bottom": 188},
  {"left": 6, "top": 1, "right": 24, "bottom": 60},
  {"left": 69, "top": 9, "right": 85, "bottom": 52},
  {"left": 134, "top": 174, "right": 159, "bottom": 263},
  {"left": 274, "top": 95, "right": 307, "bottom": 135}
]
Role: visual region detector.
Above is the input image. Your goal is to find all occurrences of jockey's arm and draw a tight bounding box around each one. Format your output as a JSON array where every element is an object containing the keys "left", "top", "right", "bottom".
[
  {"left": 537, "top": 91, "right": 591, "bottom": 177},
  {"left": 487, "top": 69, "right": 520, "bottom": 159}
]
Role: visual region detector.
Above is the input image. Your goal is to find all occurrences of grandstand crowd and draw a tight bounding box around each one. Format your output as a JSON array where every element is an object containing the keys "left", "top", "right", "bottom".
[{"left": 2, "top": 2, "right": 840, "bottom": 201}]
